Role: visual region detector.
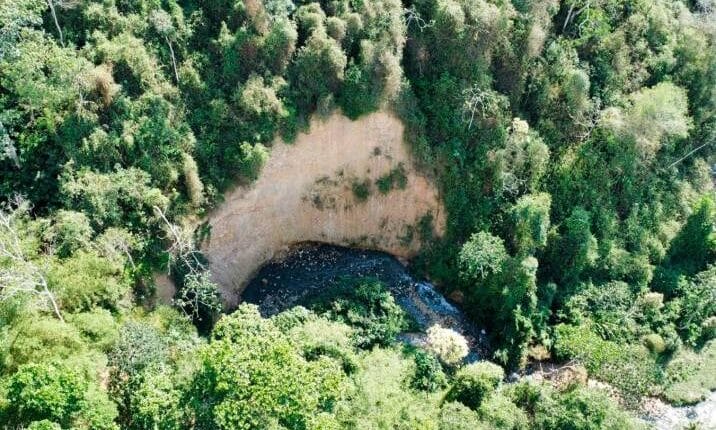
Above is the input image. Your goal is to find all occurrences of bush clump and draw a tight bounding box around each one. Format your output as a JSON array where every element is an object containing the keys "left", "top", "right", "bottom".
[
  {"left": 303, "top": 278, "right": 409, "bottom": 347},
  {"left": 410, "top": 349, "right": 448, "bottom": 392},
  {"left": 426, "top": 324, "right": 469, "bottom": 365},
  {"left": 445, "top": 361, "right": 504, "bottom": 409}
]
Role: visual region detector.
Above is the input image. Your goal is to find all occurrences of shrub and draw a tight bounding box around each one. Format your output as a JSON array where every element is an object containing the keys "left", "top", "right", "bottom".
[
  {"left": 51, "top": 210, "right": 92, "bottom": 257},
  {"left": 663, "top": 340, "right": 716, "bottom": 405},
  {"left": 553, "top": 324, "right": 660, "bottom": 405},
  {"left": 477, "top": 394, "right": 529, "bottom": 430},
  {"left": 534, "top": 386, "right": 637, "bottom": 430},
  {"left": 489, "top": 118, "right": 550, "bottom": 196},
  {"left": 511, "top": 193, "right": 551, "bottom": 255},
  {"left": 181, "top": 152, "right": 205, "bottom": 208},
  {"left": 67, "top": 308, "right": 119, "bottom": 352},
  {"left": 426, "top": 324, "right": 469, "bottom": 365},
  {"left": 3, "top": 361, "right": 118, "bottom": 430},
  {"left": 376, "top": 163, "right": 408, "bottom": 194},
  {"left": 673, "top": 265, "right": 716, "bottom": 346},
  {"left": 335, "top": 348, "right": 441, "bottom": 429},
  {"left": 438, "top": 402, "right": 488, "bottom": 430},
  {"left": 338, "top": 63, "right": 378, "bottom": 118},
  {"left": 238, "top": 142, "right": 269, "bottom": 181},
  {"left": 643, "top": 333, "right": 666, "bottom": 355},
  {"left": 445, "top": 361, "right": 504, "bottom": 409},
  {"left": 26, "top": 421, "right": 62, "bottom": 430},
  {"left": 304, "top": 278, "right": 408, "bottom": 347},
  {"left": 458, "top": 231, "right": 508, "bottom": 282},
  {"left": 49, "top": 251, "right": 129, "bottom": 312},
  {"left": 2, "top": 316, "right": 86, "bottom": 372},
  {"left": 410, "top": 350, "right": 447, "bottom": 392},
  {"left": 351, "top": 179, "right": 371, "bottom": 202},
  {"left": 192, "top": 304, "right": 345, "bottom": 429}
]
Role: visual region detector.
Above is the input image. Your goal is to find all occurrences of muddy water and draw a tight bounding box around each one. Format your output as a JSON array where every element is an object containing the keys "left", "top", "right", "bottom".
[{"left": 242, "top": 243, "right": 488, "bottom": 359}]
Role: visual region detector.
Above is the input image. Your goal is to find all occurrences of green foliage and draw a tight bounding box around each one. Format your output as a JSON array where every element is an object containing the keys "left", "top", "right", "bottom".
[
  {"left": 376, "top": 163, "right": 408, "bottom": 194},
  {"left": 108, "top": 321, "right": 169, "bottom": 427},
  {"left": 438, "top": 402, "right": 488, "bottom": 430},
  {"left": 533, "top": 385, "right": 638, "bottom": 430},
  {"left": 672, "top": 265, "right": 716, "bottom": 346},
  {"left": 2, "top": 361, "right": 117, "bottom": 430},
  {"left": 410, "top": 350, "right": 448, "bottom": 392},
  {"left": 50, "top": 210, "right": 93, "bottom": 257},
  {"left": 0, "top": 0, "right": 715, "bottom": 423},
  {"left": 490, "top": 119, "right": 550, "bottom": 196},
  {"left": 1, "top": 315, "right": 86, "bottom": 373},
  {"left": 643, "top": 333, "right": 666, "bottom": 355},
  {"left": 544, "top": 207, "right": 598, "bottom": 292},
  {"left": 278, "top": 309, "right": 358, "bottom": 373},
  {"left": 67, "top": 308, "right": 119, "bottom": 352},
  {"left": 238, "top": 142, "right": 270, "bottom": 182},
  {"left": 175, "top": 271, "right": 222, "bottom": 324},
  {"left": 511, "top": 193, "right": 551, "bottom": 255},
  {"left": 553, "top": 323, "right": 661, "bottom": 405},
  {"left": 49, "top": 251, "right": 129, "bottom": 313},
  {"left": 655, "top": 196, "right": 716, "bottom": 295},
  {"left": 335, "top": 347, "right": 441, "bottom": 429},
  {"left": 445, "top": 361, "right": 504, "bottom": 409},
  {"left": 622, "top": 82, "right": 692, "bottom": 160},
  {"left": 663, "top": 340, "right": 716, "bottom": 405},
  {"left": 129, "top": 365, "right": 189, "bottom": 430},
  {"left": 477, "top": 393, "right": 529, "bottom": 430},
  {"left": 562, "top": 281, "right": 640, "bottom": 341},
  {"left": 458, "top": 231, "right": 507, "bottom": 282},
  {"left": 60, "top": 167, "right": 168, "bottom": 231},
  {"left": 304, "top": 278, "right": 409, "bottom": 347},
  {"left": 351, "top": 179, "right": 371, "bottom": 202},
  {"left": 191, "top": 304, "right": 345, "bottom": 429},
  {"left": 339, "top": 64, "right": 379, "bottom": 119},
  {"left": 292, "top": 29, "right": 347, "bottom": 109}
]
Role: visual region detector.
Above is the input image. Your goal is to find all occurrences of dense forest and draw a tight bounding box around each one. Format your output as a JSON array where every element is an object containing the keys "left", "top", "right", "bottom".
[{"left": 1, "top": 0, "right": 715, "bottom": 428}]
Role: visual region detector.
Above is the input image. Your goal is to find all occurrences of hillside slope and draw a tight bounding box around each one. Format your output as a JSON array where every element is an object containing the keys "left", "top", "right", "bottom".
[{"left": 204, "top": 111, "right": 445, "bottom": 306}]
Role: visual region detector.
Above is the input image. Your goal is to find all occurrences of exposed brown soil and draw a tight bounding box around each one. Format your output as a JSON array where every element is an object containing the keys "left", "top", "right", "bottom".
[{"left": 202, "top": 111, "right": 445, "bottom": 307}]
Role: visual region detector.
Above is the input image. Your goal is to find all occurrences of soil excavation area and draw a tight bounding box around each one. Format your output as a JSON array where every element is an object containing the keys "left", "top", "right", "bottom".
[{"left": 203, "top": 111, "right": 446, "bottom": 307}]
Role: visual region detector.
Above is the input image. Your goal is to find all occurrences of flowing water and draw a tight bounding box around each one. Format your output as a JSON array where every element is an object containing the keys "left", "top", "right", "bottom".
[{"left": 242, "top": 243, "right": 488, "bottom": 359}]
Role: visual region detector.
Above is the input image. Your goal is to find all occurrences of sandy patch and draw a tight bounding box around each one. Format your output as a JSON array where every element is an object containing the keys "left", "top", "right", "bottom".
[{"left": 202, "top": 111, "right": 445, "bottom": 307}]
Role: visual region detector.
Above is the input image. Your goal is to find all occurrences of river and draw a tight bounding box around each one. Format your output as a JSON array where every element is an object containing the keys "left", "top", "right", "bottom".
[
  {"left": 241, "top": 243, "right": 715, "bottom": 429},
  {"left": 242, "top": 243, "right": 487, "bottom": 359}
]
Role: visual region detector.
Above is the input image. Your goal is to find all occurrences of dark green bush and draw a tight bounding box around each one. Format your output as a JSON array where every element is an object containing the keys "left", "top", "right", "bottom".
[
  {"left": 410, "top": 349, "right": 447, "bottom": 392},
  {"left": 351, "top": 179, "right": 371, "bottom": 202},
  {"left": 303, "top": 278, "right": 409, "bottom": 347},
  {"left": 445, "top": 361, "right": 504, "bottom": 409}
]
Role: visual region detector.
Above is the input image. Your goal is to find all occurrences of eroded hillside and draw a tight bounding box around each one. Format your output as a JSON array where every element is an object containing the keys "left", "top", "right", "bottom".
[{"left": 203, "top": 112, "right": 445, "bottom": 306}]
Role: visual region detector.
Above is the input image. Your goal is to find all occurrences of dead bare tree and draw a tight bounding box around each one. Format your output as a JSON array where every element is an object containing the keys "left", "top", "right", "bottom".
[
  {"left": 462, "top": 85, "right": 503, "bottom": 130},
  {"left": 153, "top": 206, "right": 205, "bottom": 276},
  {"left": 404, "top": 6, "right": 434, "bottom": 32},
  {"left": 153, "top": 206, "right": 220, "bottom": 319},
  {"left": 0, "top": 120, "right": 20, "bottom": 168},
  {"left": 150, "top": 10, "right": 180, "bottom": 85},
  {"left": 0, "top": 197, "right": 63, "bottom": 322},
  {"left": 562, "top": 0, "right": 592, "bottom": 35},
  {"left": 46, "top": 0, "right": 64, "bottom": 47}
]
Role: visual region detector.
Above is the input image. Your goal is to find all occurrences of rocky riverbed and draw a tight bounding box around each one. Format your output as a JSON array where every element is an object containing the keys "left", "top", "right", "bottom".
[
  {"left": 242, "top": 243, "right": 715, "bottom": 429},
  {"left": 242, "top": 243, "right": 488, "bottom": 358}
]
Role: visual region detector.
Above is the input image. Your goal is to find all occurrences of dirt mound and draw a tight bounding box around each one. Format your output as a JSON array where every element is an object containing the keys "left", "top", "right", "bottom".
[{"left": 203, "top": 111, "right": 445, "bottom": 307}]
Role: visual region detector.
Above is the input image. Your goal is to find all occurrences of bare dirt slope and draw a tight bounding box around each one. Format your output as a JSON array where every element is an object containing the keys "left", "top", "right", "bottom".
[{"left": 203, "top": 111, "right": 445, "bottom": 307}]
